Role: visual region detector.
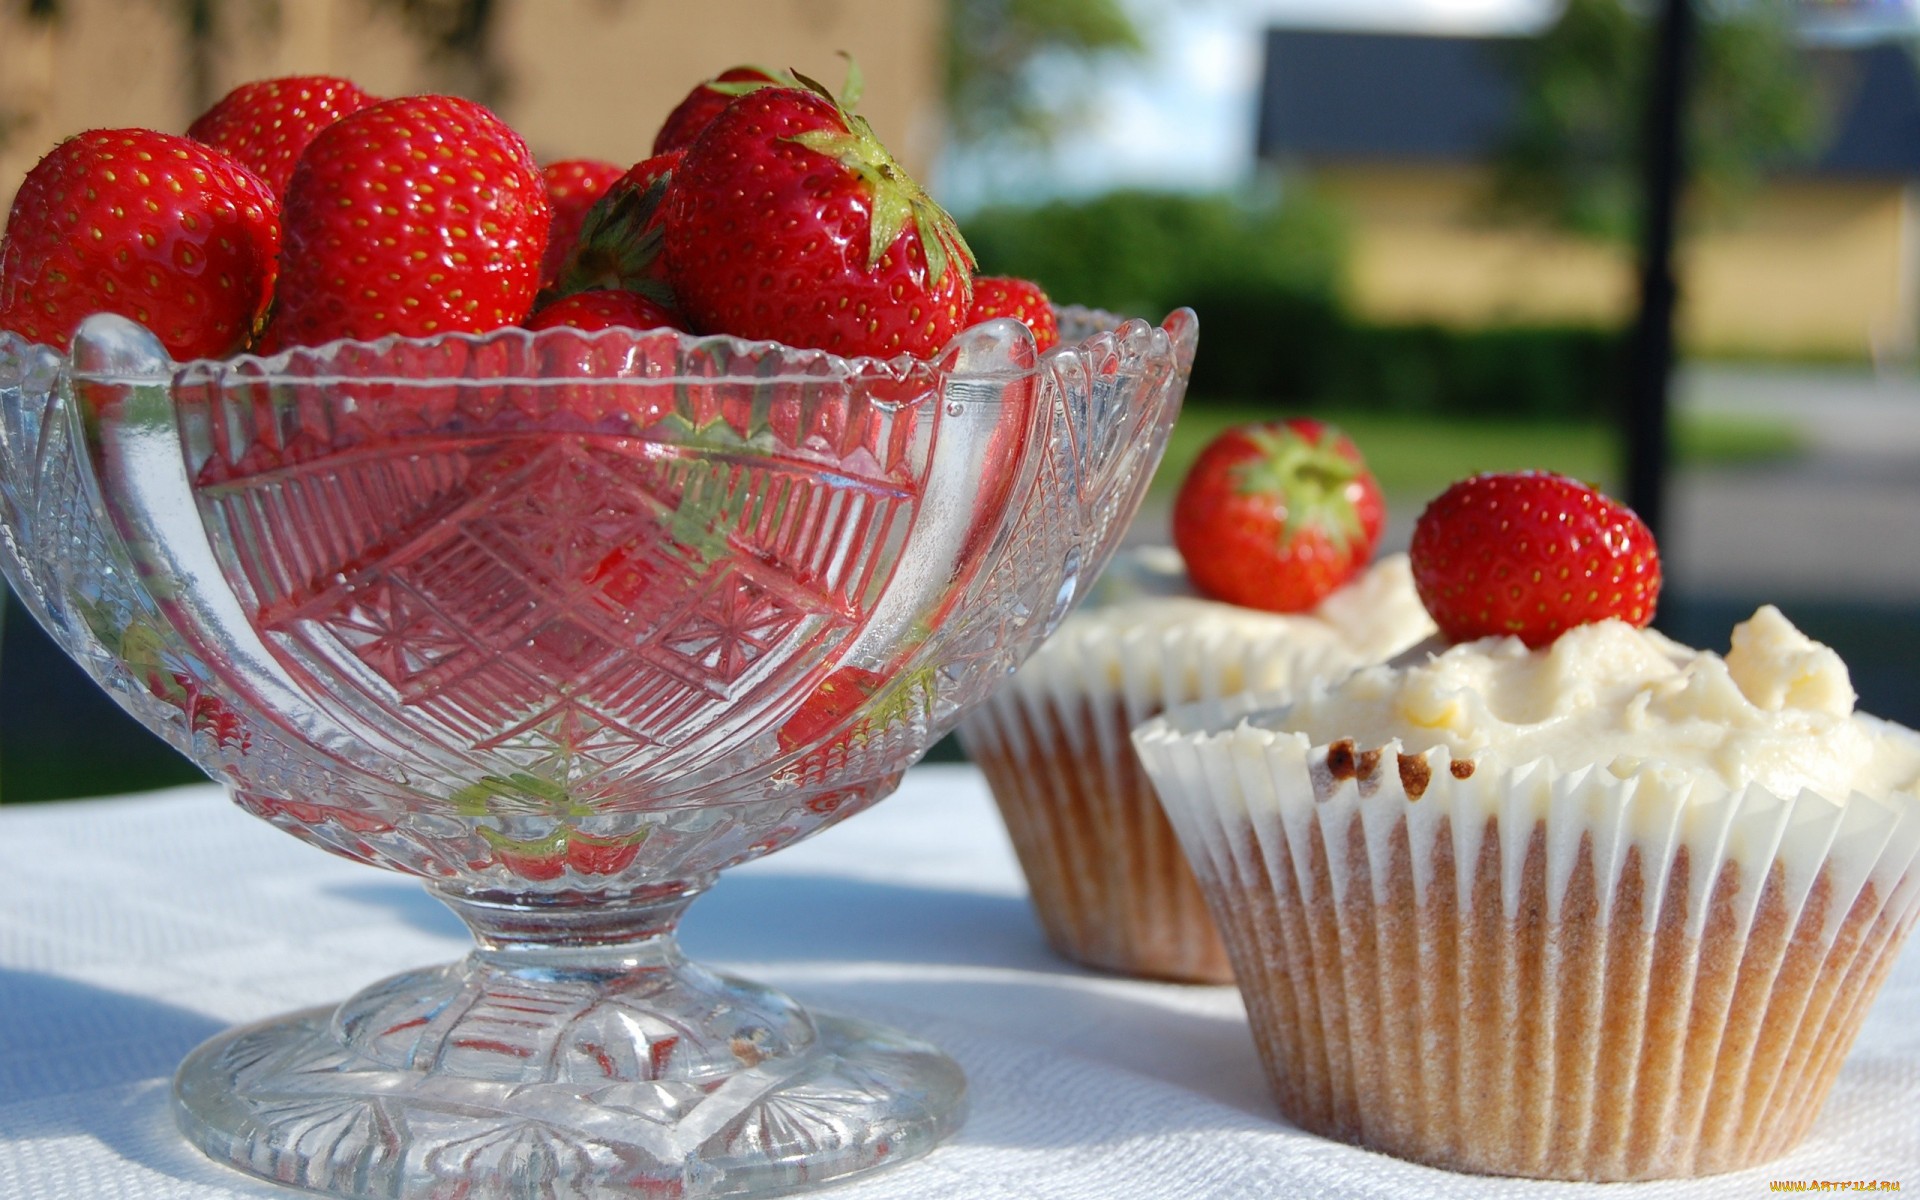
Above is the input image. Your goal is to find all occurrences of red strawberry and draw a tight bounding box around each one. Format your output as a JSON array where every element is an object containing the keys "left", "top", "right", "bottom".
[
  {"left": 0, "top": 129, "right": 279, "bottom": 358},
  {"left": 1172, "top": 419, "right": 1385, "bottom": 613},
  {"left": 538, "top": 157, "right": 624, "bottom": 290},
  {"left": 186, "top": 75, "right": 376, "bottom": 199},
  {"left": 967, "top": 275, "right": 1059, "bottom": 351},
  {"left": 777, "top": 666, "right": 886, "bottom": 755},
  {"left": 652, "top": 66, "right": 783, "bottom": 156},
  {"left": 1409, "top": 471, "right": 1661, "bottom": 648},
  {"left": 269, "top": 94, "right": 551, "bottom": 348},
  {"left": 526, "top": 290, "right": 685, "bottom": 333},
  {"left": 493, "top": 843, "right": 568, "bottom": 882},
  {"left": 546, "top": 151, "right": 679, "bottom": 300},
  {"left": 664, "top": 79, "right": 975, "bottom": 359},
  {"left": 564, "top": 831, "right": 644, "bottom": 876}
]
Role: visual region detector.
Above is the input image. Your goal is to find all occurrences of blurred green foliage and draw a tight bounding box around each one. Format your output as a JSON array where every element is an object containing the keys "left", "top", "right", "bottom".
[
  {"left": 944, "top": 0, "right": 1144, "bottom": 147},
  {"left": 1486, "top": 0, "right": 1823, "bottom": 240},
  {"left": 965, "top": 187, "right": 1628, "bottom": 421},
  {"left": 1185, "top": 292, "right": 1627, "bottom": 420},
  {"left": 1150, "top": 406, "right": 1801, "bottom": 503},
  {"left": 965, "top": 186, "right": 1347, "bottom": 320}
]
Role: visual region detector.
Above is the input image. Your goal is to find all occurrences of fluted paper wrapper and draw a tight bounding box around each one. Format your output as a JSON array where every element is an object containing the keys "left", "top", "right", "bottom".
[
  {"left": 960, "top": 621, "right": 1360, "bottom": 983},
  {"left": 1133, "top": 697, "right": 1920, "bottom": 1180}
]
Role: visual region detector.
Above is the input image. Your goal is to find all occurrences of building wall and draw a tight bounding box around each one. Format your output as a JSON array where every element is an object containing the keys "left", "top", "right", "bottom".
[
  {"left": 1315, "top": 163, "right": 1915, "bottom": 360},
  {"left": 1682, "top": 180, "right": 1918, "bottom": 361},
  {"left": 0, "top": 0, "right": 945, "bottom": 218}
]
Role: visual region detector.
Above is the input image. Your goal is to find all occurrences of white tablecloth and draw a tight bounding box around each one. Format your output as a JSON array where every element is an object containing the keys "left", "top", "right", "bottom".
[{"left": 1, "top": 764, "right": 1917, "bottom": 1199}]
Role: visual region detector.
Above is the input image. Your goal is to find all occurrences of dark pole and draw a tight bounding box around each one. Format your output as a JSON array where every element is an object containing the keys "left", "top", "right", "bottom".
[{"left": 1626, "top": 0, "right": 1698, "bottom": 544}]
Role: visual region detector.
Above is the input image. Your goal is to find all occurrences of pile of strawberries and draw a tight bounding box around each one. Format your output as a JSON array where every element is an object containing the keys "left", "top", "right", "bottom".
[{"left": 0, "top": 66, "right": 1060, "bottom": 363}]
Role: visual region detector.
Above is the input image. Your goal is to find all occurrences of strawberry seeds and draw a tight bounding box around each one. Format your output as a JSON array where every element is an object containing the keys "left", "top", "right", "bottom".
[{"left": 0, "top": 66, "right": 1059, "bottom": 364}]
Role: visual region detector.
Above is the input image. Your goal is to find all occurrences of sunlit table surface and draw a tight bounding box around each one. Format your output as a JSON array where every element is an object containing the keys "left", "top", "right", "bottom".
[{"left": 3, "top": 763, "right": 1918, "bottom": 1199}]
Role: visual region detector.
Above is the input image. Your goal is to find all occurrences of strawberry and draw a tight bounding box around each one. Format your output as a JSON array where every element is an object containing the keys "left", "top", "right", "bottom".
[
  {"left": 538, "top": 157, "right": 624, "bottom": 290},
  {"left": 479, "top": 826, "right": 642, "bottom": 879},
  {"left": 967, "top": 275, "right": 1059, "bottom": 351},
  {"left": 546, "top": 151, "right": 679, "bottom": 300},
  {"left": 486, "top": 836, "right": 569, "bottom": 882},
  {"left": 663, "top": 78, "right": 975, "bottom": 359},
  {"left": 0, "top": 129, "right": 280, "bottom": 358},
  {"left": 1171, "top": 419, "right": 1385, "bottom": 613},
  {"left": 186, "top": 75, "right": 377, "bottom": 199},
  {"left": 653, "top": 62, "right": 866, "bottom": 156},
  {"left": 652, "top": 66, "right": 782, "bottom": 156},
  {"left": 777, "top": 666, "right": 886, "bottom": 756},
  {"left": 268, "top": 94, "right": 551, "bottom": 348},
  {"left": 564, "top": 830, "right": 645, "bottom": 877},
  {"left": 1409, "top": 471, "right": 1661, "bottom": 648},
  {"left": 525, "top": 289, "right": 685, "bottom": 333}
]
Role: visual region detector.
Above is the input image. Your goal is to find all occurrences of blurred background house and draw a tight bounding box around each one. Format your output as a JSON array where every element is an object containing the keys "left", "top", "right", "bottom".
[
  {"left": 1258, "top": 29, "right": 1920, "bottom": 362},
  {"left": 3, "top": 0, "right": 1919, "bottom": 798}
]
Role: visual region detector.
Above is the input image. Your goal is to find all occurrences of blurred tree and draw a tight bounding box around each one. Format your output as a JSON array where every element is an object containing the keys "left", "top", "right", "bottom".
[
  {"left": 944, "top": 0, "right": 1144, "bottom": 147},
  {"left": 1487, "top": 0, "right": 1823, "bottom": 239}
]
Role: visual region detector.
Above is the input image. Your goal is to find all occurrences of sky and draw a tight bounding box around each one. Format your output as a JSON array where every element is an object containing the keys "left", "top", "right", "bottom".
[{"left": 937, "top": 0, "right": 1558, "bottom": 210}]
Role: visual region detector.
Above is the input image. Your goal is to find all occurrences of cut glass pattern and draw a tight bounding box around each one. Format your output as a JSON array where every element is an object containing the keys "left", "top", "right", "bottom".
[{"left": 0, "top": 307, "right": 1194, "bottom": 1198}]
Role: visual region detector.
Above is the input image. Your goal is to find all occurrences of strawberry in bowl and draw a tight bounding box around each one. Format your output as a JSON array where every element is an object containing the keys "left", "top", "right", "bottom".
[
  {"left": 0, "top": 62, "right": 1198, "bottom": 1200},
  {"left": 663, "top": 73, "right": 976, "bottom": 359},
  {"left": 266, "top": 93, "right": 552, "bottom": 348},
  {"left": 0, "top": 129, "right": 280, "bottom": 359}
]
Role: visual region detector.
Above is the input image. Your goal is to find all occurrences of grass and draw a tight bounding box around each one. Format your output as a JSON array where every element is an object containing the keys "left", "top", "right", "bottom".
[{"left": 1149, "top": 404, "right": 1806, "bottom": 503}]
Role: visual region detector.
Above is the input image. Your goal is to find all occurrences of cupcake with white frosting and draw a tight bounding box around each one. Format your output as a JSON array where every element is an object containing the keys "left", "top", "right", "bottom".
[
  {"left": 960, "top": 420, "right": 1434, "bottom": 982},
  {"left": 1133, "top": 471, "right": 1920, "bottom": 1179}
]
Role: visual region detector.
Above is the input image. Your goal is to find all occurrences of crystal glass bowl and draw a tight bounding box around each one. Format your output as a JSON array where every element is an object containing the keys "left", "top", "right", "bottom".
[{"left": 0, "top": 306, "right": 1193, "bottom": 1198}]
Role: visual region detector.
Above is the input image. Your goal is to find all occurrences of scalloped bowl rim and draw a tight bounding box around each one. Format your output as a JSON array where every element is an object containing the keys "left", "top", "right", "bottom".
[{"left": 4, "top": 304, "right": 1186, "bottom": 391}]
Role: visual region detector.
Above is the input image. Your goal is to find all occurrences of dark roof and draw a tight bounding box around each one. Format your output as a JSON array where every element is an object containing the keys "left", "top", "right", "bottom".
[
  {"left": 1256, "top": 28, "right": 1920, "bottom": 178},
  {"left": 1812, "top": 43, "right": 1920, "bottom": 174},
  {"left": 1257, "top": 31, "right": 1519, "bottom": 164}
]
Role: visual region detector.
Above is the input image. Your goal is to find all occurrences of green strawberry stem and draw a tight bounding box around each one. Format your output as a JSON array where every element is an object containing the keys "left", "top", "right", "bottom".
[
  {"left": 707, "top": 57, "right": 864, "bottom": 109},
  {"left": 453, "top": 771, "right": 585, "bottom": 817},
  {"left": 858, "top": 662, "right": 937, "bottom": 742},
  {"left": 784, "top": 73, "right": 975, "bottom": 294},
  {"left": 1235, "top": 425, "right": 1367, "bottom": 550},
  {"left": 549, "top": 173, "right": 677, "bottom": 305}
]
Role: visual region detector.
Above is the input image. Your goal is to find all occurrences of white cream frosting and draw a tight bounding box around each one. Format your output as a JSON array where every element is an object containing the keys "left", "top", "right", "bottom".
[
  {"left": 1276, "top": 607, "right": 1920, "bottom": 806},
  {"left": 1009, "top": 549, "right": 1437, "bottom": 702},
  {"left": 1132, "top": 607, "right": 1920, "bottom": 936}
]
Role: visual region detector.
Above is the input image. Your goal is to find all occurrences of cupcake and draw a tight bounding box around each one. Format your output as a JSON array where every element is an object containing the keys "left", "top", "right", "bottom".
[
  {"left": 1132, "top": 472, "right": 1920, "bottom": 1179},
  {"left": 959, "top": 420, "right": 1435, "bottom": 982}
]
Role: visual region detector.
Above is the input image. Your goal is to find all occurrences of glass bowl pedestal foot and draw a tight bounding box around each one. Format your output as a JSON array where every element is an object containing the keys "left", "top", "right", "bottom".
[{"left": 172, "top": 881, "right": 966, "bottom": 1198}]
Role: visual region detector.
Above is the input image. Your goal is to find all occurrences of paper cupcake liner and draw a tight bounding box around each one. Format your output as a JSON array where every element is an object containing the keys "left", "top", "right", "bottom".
[
  {"left": 1133, "top": 702, "right": 1920, "bottom": 1180},
  {"left": 960, "top": 619, "right": 1362, "bottom": 984}
]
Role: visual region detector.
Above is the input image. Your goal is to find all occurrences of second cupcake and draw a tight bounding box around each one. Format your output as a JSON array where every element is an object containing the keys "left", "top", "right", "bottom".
[{"left": 959, "top": 420, "right": 1435, "bottom": 982}]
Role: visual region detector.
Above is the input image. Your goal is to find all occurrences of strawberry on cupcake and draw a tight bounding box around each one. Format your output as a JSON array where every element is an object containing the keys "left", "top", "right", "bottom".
[{"left": 1135, "top": 471, "right": 1920, "bottom": 1179}]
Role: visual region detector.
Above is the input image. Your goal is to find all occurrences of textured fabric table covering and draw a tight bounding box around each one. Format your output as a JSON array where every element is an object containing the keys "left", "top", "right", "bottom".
[{"left": 2, "top": 764, "right": 1917, "bottom": 1199}]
